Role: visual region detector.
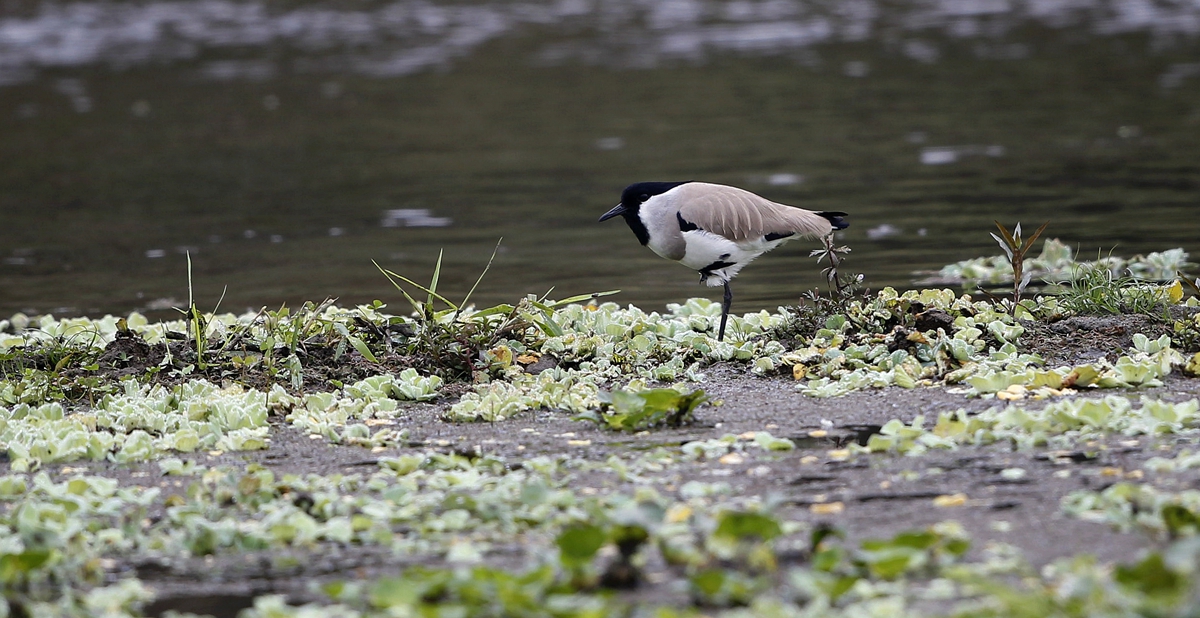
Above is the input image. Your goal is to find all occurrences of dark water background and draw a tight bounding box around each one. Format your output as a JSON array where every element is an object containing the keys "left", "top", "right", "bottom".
[{"left": 2, "top": 1, "right": 1198, "bottom": 319}]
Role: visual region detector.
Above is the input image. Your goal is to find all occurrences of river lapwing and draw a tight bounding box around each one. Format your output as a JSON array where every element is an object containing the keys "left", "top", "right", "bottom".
[{"left": 598, "top": 181, "right": 849, "bottom": 341}]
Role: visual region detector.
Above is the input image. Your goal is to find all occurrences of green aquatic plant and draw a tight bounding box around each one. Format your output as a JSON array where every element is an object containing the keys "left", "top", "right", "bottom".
[
  {"left": 857, "top": 394, "right": 1200, "bottom": 458},
  {"left": 0, "top": 331, "right": 101, "bottom": 380},
  {"left": 0, "top": 473, "right": 159, "bottom": 616},
  {"left": 1063, "top": 482, "right": 1200, "bottom": 540},
  {"left": 0, "top": 379, "right": 272, "bottom": 470},
  {"left": 3, "top": 246, "right": 1196, "bottom": 416},
  {"left": 275, "top": 371, "right": 439, "bottom": 445},
  {"left": 578, "top": 387, "right": 710, "bottom": 431},
  {"left": 927, "top": 240, "right": 1194, "bottom": 294}
]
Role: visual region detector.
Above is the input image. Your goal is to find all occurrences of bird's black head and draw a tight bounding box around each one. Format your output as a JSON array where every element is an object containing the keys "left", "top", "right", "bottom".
[
  {"left": 598, "top": 181, "right": 690, "bottom": 245},
  {"left": 619, "top": 181, "right": 690, "bottom": 210}
]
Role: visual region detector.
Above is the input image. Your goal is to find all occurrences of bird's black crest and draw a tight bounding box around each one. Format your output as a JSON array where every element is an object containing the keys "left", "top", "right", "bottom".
[
  {"left": 817, "top": 211, "right": 850, "bottom": 230},
  {"left": 621, "top": 181, "right": 691, "bottom": 207}
]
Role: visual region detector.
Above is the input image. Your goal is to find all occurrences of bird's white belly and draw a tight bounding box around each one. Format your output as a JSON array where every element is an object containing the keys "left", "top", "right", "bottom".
[{"left": 671, "top": 231, "right": 786, "bottom": 286}]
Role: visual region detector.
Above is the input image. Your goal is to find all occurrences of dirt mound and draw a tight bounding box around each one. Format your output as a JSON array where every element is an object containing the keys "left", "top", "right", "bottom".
[
  {"left": 96, "top": 331, "right": 167, "bottom": 374},
  {"left": 1021, "top": 314, "right": 1172, "bottom": 366}
]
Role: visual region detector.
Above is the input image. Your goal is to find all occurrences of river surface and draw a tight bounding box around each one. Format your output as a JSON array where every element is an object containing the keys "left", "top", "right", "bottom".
[{"left": 2, "top": 0, "right": 1199, "bottom": 318}]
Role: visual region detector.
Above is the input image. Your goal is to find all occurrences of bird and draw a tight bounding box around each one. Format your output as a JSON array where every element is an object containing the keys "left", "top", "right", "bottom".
[{"left": 598, "top": 181, "right": 849, "bottom": 342}]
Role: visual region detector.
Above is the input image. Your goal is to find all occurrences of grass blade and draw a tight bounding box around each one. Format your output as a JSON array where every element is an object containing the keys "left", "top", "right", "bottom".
[
  {"left": 373, "top": 260, "right": 429, "bottom": 316},
  {"left": 455, "top": 238, "right": 502, "bottom": 320},
  {"left": 428, "top": 249, "right": 443, "bottom": 310},
  {"left": 382, "top": 268, "right": 458, "bottom": 312},
  {"left": 186, "top": 251, "right": 194, "bottom": 308},
  {"left": 546, "top": 290, "right": 622, "bottom": 308}
]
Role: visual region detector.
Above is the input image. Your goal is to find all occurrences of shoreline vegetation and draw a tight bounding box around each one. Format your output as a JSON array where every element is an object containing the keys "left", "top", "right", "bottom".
[{"left": 3, "top": 241, "right": 1200, "bottom": 617}]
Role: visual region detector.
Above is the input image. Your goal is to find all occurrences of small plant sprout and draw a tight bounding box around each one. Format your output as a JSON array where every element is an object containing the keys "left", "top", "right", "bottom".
[
  {"left": 990, "top": 220, "right": 1048, "bottom": 315},
  {"left": 788, "top": 234, "right": 863, "bottom": 335},
  {"left": 176, "top": 251, "right": 228, "bottom": 371},
  {"left": 811, "top": 233, "right": 855, "bottom": 296}
]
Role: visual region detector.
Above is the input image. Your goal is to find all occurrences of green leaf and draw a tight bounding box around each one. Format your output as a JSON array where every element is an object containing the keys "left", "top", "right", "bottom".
[
  {"left": 812, "top": 546, "right": 843, "bottom": 572},
  {"left": 534, "top": 319, "right": 563, "bottom": 338},
  {"left": 713, "top": 511, "right": 782, "bottom": 542},
  {"left": 590, "top": 388, "right": 710, "bottom": 431},
  {"left": 888, "top": 531, "right": 938, "bottom": 551},
  {"left": 556, "top": 524, "right": 607, "bottom": 568},
  {"left": 368, "top": 576, "right": 422, "bottom": 609},
  {"left": 1161, "top": 504, "right": 1200, "bottom": 536},
  {"left": 1021, "top": 221, "right": 1050, "bottom": 259},
  {"left": 859, "top": 548, "right": 915, "bottom": 579},
  {"left": 1115, "top": 553, "right": 1184, "bottom": 598},
  {"left": 346, "top": 335, "right": 378, "bottom": 363},
  {"left": 469, "top": 304, "right": 516, "bottom": 318},
  {"left": 825, "top": 575, "right": 859, "bottom": 600},
  {"left": 690, "top": 569, "right": 726, "bottom": 596},
  {"left": 0, "top": 550, "right": 53, "bottom": 584}
]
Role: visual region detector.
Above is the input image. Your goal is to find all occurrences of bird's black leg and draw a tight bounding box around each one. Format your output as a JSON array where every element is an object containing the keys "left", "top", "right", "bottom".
[{"left": 718, "top": 282, "right": 733, "bottom": 342}]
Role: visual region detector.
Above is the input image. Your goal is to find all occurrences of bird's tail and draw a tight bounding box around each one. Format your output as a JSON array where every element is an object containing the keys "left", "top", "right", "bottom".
[{"left": 817, "top": 211, "right": 849, "bottom": 230}]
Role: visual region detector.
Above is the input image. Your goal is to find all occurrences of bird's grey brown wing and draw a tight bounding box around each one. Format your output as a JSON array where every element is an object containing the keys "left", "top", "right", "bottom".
[{"left": 675, "top": 183, "right": 833, "bottom": 242}]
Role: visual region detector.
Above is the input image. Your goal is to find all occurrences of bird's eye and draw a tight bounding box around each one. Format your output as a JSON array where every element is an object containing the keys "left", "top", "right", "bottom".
[{"left": 639, "top": 193, "right": 649, "bottom": 201}]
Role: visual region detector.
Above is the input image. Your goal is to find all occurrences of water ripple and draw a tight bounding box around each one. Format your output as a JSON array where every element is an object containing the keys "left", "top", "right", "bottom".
[{"left": 3, "top": 0, "right": 1200, "bottom": 85}]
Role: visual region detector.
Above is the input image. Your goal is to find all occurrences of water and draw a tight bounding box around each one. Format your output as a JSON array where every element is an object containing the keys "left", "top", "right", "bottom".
[{"left": 2, "top": 0, "right": 1199, "bottom": 319}]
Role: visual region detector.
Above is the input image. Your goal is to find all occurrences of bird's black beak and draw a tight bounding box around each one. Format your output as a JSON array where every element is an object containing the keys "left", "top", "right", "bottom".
[{"left": 598, "top": 203, "right": 626, "bottom": 222}]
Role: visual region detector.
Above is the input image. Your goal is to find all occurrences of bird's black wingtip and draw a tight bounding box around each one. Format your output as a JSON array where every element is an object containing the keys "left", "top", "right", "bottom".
[{"left": 817, "top": 211, "right": 850, "bottom": 230}]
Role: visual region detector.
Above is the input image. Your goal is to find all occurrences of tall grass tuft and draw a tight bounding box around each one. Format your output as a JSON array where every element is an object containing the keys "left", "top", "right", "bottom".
[{"left": 1056, "top": 260, "right": 1178, "bottom": 317}]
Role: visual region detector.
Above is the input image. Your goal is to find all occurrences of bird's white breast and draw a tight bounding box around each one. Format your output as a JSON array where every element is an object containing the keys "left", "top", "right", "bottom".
[{"left": 638, "top": 191, "right": 688, "bottom": 261}]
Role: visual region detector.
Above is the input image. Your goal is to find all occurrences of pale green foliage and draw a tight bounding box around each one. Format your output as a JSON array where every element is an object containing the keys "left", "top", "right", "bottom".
[
  {"left": 275, "top": 372, "right": 439, "bottom": 445},
  {"left": 1063, "top": 482, "right": 1200, "bottom": 539},
  {"left": 963, "top": 333, "right": 1182, "bottom": 395},
  {"left": 0, "top": 380, "right": 270, "bottom": 470},
  {"left": 5, "top": 248, "right": 1200, "bottom": 618},
  {"left": 1146, "top": 450, "right": 1200, "bottom": 474},
  {"left": 770, "top": 287, "right": 1041, "bottom": 398},
  {"left": 539, "top": 298, "right": 784, "bottom": 379},
  {"left": 859, "top": 396, "right": 1200, "bottom": 456},
  {"left": 0, "top": 473, "right": 158, "bottom": 610},
  {"left": 930, "top": 240, "right": 1193, "bottom": 290},
  {"left": 447, "top": 368, "right": 603, "bottom": 422},
  {"left": 4, "top": 279, "right": 1191, "bottom": 408},
  {"left": 680, "top": 432, "right": 796, "bottom": 460}
]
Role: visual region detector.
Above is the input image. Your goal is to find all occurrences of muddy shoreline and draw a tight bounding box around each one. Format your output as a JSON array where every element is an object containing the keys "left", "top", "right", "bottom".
[{"left": 26, "top": 362, "right": 1198, "bottom": 617}]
